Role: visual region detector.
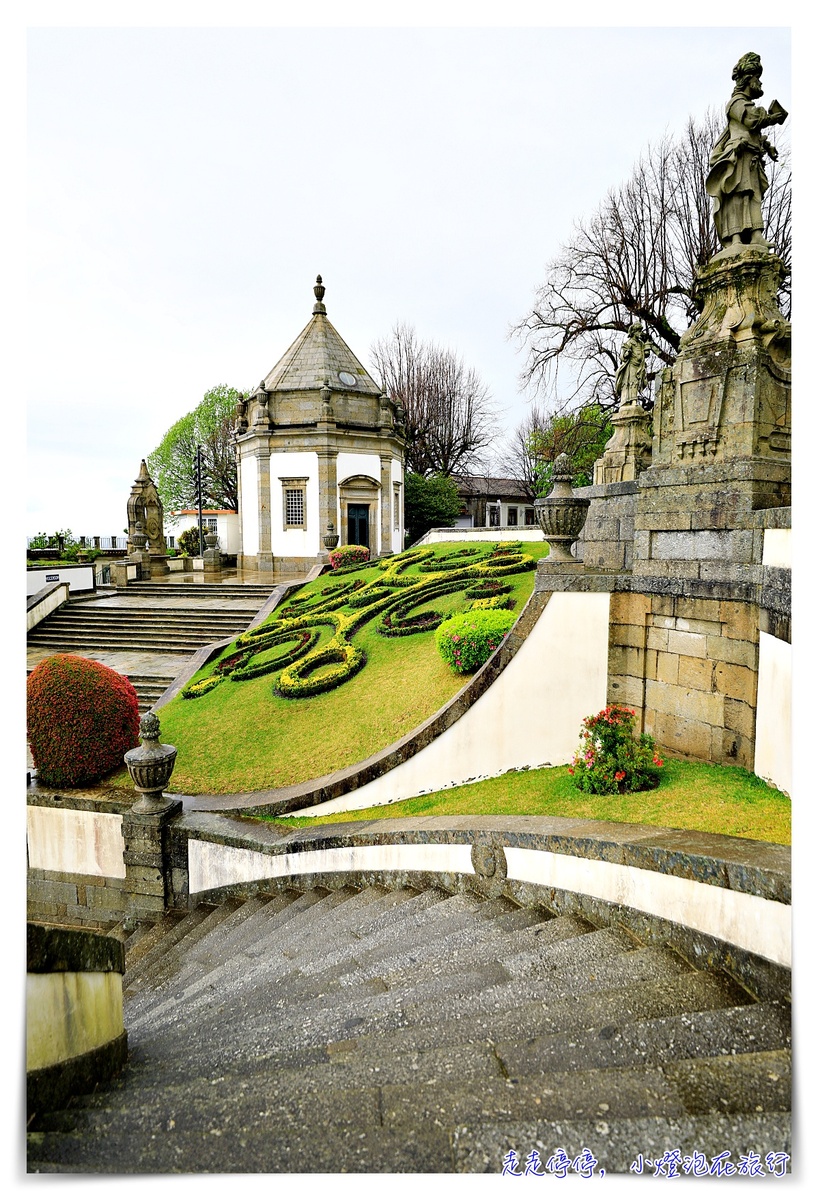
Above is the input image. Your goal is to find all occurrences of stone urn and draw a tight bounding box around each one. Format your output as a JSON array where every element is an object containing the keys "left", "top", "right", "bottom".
[
  {"left": 124, "top": 710, "right": 178, "bottom": 813},
  {"left": 322, "top": 522, "right": 340, "bottom": 551},
  {"left": 534, "top": 453, "right": 590, "bottom": 562},
  {"left": 131, "top": 522, "right": 148, "bottom": 554}
]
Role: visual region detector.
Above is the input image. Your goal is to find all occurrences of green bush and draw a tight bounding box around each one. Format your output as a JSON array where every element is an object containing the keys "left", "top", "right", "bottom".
[
  {"left": 569, "top": 704, "right": 664, "bottom": 794},
  {"left": 434, "top": 610, "right": 515, "bottom": 674},
  {"left": 329, "top": 544, "right": 370, "bottom": 570},
  {"left": 27, "top": 654, "right": 140, "bottom": 786},
  {"left": 177, "top": 526, "right": 202, "bottom": 557}
]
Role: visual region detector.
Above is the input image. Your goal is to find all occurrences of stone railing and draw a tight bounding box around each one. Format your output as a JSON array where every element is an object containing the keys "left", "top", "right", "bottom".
[
  {"left": 26, "top": 780, "right": 791, "bottom": 1005},
  {"left": 27, "top": 581, "right": 70, "bottom": 632}
]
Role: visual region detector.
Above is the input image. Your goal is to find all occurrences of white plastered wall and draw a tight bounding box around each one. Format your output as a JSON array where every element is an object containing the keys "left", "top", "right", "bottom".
[
  {"left": 239, "top": 455, "right": 259, "bottom": 557},
  {"left": 299, "top": 590, "right": 610, "bottom": 816},
  {"left": 271, "top": 450, "right": 320, "bottom": 557},
  {"left": 754, "top": 630, "right": 792, "bottom": 795},
  {"left": 26, "top": 808, "right": 126, "bottom": 878}
]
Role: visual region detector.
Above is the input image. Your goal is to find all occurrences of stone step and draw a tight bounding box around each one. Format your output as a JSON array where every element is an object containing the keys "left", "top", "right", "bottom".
[
  {"left": 450, "top": 1113, "right": 791, "bottom": 1175},
  {"left": 27, "top": 1115, "right": 455, "bottom": 1174},
  {"left": 52, "top": 1040, "right": 788, "bottom": 1135},
  {"left": 124, "top": 889, "right": 333, "bottom": 1020},
  {"left": 318, "top": 971, "right": 750, "bottom": 1066},
  {"left": 493, "top": 1000, "right": 791, "bottom": 1077},
  {"left": 123, "top": 888, "right": 436, "bottom": 1036},
  {"left": 122, "top": 905, "right": 218, "bottom": 992},
  {"left": 27, "top": 888, "right": 792, "bottom": 1176}
]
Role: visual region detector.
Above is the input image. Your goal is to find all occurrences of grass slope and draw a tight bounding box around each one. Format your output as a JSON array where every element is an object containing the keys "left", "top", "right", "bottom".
[
  {"left": 274, "top": 757, "right": 791, "bottom": 846},
  {"left": 150, "top": 540, "right": 542, "bottom": 794}
]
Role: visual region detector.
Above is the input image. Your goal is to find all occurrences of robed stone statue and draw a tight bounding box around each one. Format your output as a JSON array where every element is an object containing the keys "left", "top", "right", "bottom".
[{"left": 706, "top": 52, "right": 787, "bottom": 252}]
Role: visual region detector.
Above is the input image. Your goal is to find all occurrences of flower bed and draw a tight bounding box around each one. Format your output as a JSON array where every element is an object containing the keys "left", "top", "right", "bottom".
[
  {"left": 181, "top": 541, "right": 537, "bottom": 700},
  {"left": 568, "top": 705, "right": 664, "bottom": 794}
]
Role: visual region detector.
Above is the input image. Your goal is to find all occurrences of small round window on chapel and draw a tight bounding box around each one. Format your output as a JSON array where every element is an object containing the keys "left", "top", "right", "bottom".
[{"left": 338, "top": 371, "right": 357, "bottom": 387}]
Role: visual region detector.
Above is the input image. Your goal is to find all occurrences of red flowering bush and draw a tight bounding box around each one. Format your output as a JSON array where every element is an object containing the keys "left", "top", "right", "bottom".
[
  {"left": 568, "top": 704, "right": 664, "bottom": 795},
  {"left": 27, "top": 654, "right": 140, "bottom": 786},
  {"left": 434, "top": 610, "right": 515, "bottom": 674},
  {"left": 329, "top": 544, "right": 370, "bottom": 570}
]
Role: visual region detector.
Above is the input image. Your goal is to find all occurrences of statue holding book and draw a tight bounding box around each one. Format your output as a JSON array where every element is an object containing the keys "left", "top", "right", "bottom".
[{"left": 706, "top": 52, "right": 787, "bottom": 251}]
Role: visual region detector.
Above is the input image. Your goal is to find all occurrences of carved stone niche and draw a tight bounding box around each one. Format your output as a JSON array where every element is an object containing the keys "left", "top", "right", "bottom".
[{"left": 127, "top": 460, "right": 169, "bottom": 576}]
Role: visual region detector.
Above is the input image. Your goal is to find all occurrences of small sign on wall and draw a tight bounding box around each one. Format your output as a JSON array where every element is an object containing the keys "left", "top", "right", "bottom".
[{"left": 45, "top": 574, "right": 59, "bottom": 582}]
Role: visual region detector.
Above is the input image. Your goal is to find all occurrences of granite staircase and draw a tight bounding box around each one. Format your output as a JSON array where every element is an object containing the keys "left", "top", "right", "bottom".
[
  {"left": 27, "top": 583, "right": 275, "bottom": 711},
  {"left": 27, "top": 885, "right": 791, "bottom": 1174}
]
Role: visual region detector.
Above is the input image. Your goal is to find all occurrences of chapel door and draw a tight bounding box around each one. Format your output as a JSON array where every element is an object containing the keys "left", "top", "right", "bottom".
[{"left": 347, "top": 504, "right": 369, "bottom": 548}]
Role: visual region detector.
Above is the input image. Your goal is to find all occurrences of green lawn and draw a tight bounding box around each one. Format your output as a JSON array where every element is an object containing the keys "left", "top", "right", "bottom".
[
  {"left": 146, "top": 539, "right": 543, "bottom": 794},
  {"left": 271, "top": 757, "right": 791, "bottom": 846}
]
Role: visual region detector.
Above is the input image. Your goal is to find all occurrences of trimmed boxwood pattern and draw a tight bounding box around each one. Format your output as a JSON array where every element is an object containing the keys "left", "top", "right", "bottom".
[
  {"left": 27, "top": 654, "right": 140, "bottom": 786},
  {"left": 180, "top": 542, "right": 538, "bottom": 701}
]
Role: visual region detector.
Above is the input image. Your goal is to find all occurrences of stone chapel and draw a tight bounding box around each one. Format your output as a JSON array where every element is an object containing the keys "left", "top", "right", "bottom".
[{"left": 235, "top": 277, "right": 406, "bottom": 573}]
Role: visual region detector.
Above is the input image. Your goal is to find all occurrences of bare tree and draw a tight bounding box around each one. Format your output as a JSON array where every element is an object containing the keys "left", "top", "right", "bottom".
[
  {"left": 513, "top": 112, "right": 790, "bottom": 412},
  {"left": 371, "top": 323, "right": 499, "bottom": 476},
  {"left": 496, "top": 404, "right": 549, "bottom": 501}
]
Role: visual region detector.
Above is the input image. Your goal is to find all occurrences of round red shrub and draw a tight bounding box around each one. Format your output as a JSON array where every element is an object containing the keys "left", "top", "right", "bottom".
[{"left": 27, "top": 654, "right": 141, "bottom": 787}]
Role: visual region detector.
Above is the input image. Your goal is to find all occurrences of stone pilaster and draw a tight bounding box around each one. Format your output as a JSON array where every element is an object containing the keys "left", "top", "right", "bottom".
[
  {"left": 256, "top": 443, "right": 274, "bottom": 572},
  {"left": 593, "top": 404, "right": 653, "bottom": 484},
  {"left": 379, "top": 454, "right": 392, "bottom": 555},
  {"left": 652, "top": 248, "right": 790, "bottom": 472},
  {"left": 317, "top": 448, "right": 338, "bottom": 554}
]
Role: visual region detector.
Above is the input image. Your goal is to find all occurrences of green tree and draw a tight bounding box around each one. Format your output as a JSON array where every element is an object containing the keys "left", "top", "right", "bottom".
[
  {"left": 404, "top": 471, "right": 463, "bottom": 544},
  {"left": 147, "top": 384, "right": 242, "bottom": 515},
  {"left": 527, "top": 403, "right": 614, "bottom": 494}
]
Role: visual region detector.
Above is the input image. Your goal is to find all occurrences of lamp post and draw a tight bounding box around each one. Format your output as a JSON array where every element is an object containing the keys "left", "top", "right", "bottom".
[{"left": 195, "top": 445, "right": 204, "bottom": 558}]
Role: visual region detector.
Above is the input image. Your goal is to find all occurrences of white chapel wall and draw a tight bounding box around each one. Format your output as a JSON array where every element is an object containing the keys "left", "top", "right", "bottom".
[
  {"left": 270, "top": 450, "right": 320, "bottom": 558},
  {"left": 240, "top": 455, "right": 259, "bottom": 557}
]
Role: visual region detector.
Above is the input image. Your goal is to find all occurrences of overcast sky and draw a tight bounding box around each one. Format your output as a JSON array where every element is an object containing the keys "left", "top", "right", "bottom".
[{"left": 22, "top": 12, "right": 793, "bottom": 537}]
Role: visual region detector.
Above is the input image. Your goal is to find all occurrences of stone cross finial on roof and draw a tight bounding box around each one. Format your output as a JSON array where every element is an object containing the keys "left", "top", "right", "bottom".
[{"left": 313, "top": 274, "right": 327, "bottom": 315}]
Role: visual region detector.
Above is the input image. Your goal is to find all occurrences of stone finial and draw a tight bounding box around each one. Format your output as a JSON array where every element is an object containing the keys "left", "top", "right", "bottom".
[
  {"left": 534, "top": 453, "right": 590, "bottom": 563},
  {"left": 124, "top": 709, "right": 178, "bottom": 814},
  {"left": 313, "top": 274, "right": 327, "bottom": 315}
]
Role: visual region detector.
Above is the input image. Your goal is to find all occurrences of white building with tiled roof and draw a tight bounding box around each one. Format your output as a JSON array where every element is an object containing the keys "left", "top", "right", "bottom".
[{"left": 235, "top": 277, "right": 405, "bottom": 572}]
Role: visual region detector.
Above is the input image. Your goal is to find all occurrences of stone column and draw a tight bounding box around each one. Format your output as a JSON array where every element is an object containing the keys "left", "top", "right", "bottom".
[{"left": 379, "top": 454, "right": 392, "bottom": 556}]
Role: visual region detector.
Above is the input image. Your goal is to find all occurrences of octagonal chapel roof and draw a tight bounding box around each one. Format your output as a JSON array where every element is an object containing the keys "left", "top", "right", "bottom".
[{"left": 261, "top": 276, "right": 382, "bottom": 396}]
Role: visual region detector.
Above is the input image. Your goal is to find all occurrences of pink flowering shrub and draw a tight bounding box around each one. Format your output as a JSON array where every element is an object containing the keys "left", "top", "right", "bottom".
[
  {"left": 568, "top": 704, "right": 664, "bottom": 795},
  {"left": 434, "top": 610, "right": 515, "bottom": 674},
  {"left": 329, "top": 544, "right": 370, "bottom": 570}
]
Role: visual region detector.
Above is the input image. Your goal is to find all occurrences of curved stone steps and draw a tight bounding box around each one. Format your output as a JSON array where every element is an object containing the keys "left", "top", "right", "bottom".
[{"left": 27, "top": 885, "right": 791, "bottom": 1174}]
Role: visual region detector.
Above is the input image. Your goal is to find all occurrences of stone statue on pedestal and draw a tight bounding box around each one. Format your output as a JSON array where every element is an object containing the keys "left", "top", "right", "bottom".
[
  {"left": 593, "top": 322, "right": 655, "bottom": 483},
  {"left": 706, "top": 52, "right": 787, "bottom": 254},
  {"left": 615, "top": 323, "right": 657, "bottom": 408}
]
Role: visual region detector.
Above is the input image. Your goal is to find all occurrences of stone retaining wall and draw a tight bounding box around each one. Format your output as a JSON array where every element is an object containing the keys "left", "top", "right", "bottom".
[{"left": 609, "top": 591, "right": 760, "bottom": 768}]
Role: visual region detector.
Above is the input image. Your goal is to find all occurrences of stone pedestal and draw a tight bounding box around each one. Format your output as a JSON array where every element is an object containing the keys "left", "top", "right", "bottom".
[
  {"left": 593, "top": 403, "right": 653, "bottom": 484},
  {"left": 651, "top": 248, "right": 790, "bottom": 473},
  {"left": 149, "top": 553, "right": 170, "bottom": 577},
  {"left": 202, "top": 530, "right": 222, "bottom": 573},
  {"left": 122, "top": 799, "right": 184, "bottom": 921}
]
